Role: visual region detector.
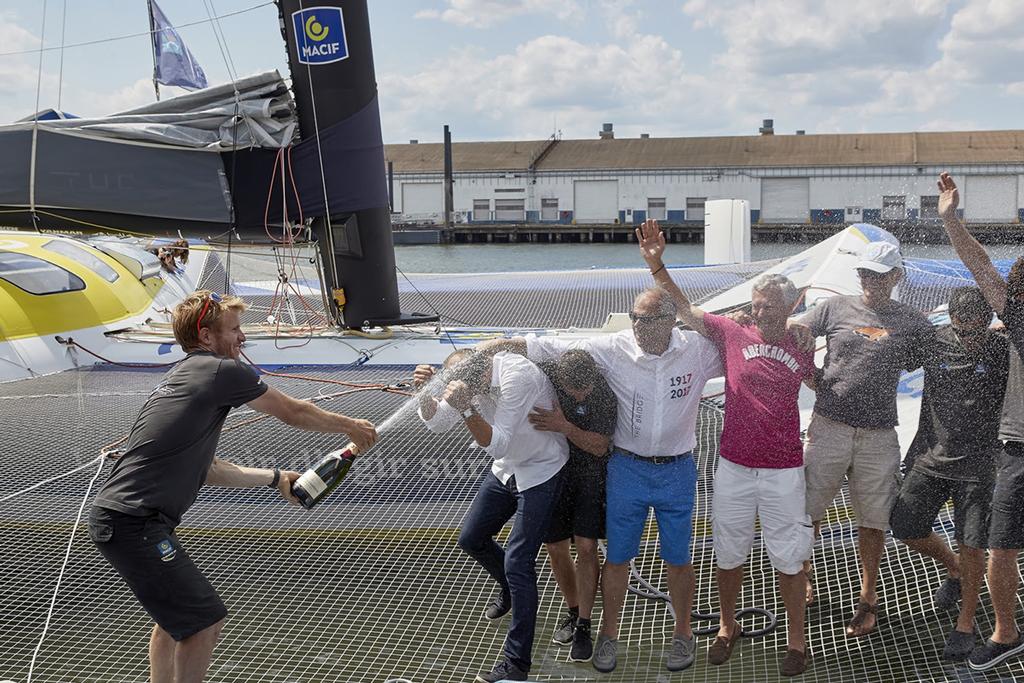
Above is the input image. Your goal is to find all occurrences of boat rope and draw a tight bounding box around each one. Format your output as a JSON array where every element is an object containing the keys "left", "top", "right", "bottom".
[
  {"left": 56, "top": 0, "right": 69, "bottom": 110},
  {"left": 0, "top": 455, "right": 105, "bottom": 505},
  {"left": 25, "top": 453, "right": 105, "bottom": 683},
  {"left": 28, "top": 0, "right": 49, "bottom": 230},
  {"left": 0, "top": 2, "right": 274, "bottom": 58},
  {"left": 54, "top": 336, "right": 180, "bottom": 369}
]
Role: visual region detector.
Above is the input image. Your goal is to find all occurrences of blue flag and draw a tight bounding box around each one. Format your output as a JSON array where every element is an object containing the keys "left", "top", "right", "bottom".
[{"left": 150, "top": 0, "right": 208, "bottom": 90}]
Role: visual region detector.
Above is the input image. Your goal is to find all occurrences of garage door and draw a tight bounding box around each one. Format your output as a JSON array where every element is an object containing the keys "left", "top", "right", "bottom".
[
  {"left": 760, "top": 178, "right": 809, "bottom": 223},
  {"left": 400, "top": 183, "right": 442, "bottom": 216},
  {"left": 965, "top": 176, "right": 1018, "bottom": 222},
  {"left": 573, "top": 180, "right": 618, "bottom": 223}
]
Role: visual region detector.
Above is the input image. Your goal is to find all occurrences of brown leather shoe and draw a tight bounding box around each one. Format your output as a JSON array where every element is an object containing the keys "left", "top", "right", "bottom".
[
  {"left": 708, "top": 621, "right": 742, "bottom": 665},
  {"left": 780, "top": 648, "right": 810, "bottom": 677}
]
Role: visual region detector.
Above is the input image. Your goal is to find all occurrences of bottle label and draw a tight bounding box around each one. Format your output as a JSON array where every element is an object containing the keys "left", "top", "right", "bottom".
[{"left": 295, "top": 470, "right": 328, "bottom": 499}]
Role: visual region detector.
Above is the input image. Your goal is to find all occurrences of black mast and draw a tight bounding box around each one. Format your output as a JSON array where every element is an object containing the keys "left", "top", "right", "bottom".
[{"left": 275, "top": 0, "right": 435, "bottom": 328}]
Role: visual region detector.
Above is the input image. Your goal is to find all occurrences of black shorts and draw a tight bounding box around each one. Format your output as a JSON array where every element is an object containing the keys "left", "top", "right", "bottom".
[
  {"left": 88, "top": 506, "right": 227, "bottom": 641},
  {"left": 890, "top": 467, "right": 992, "bottom": 549},
  {"left": 545, "top": 455, "right": 607, "bottom": 543},
  {"left": 989, "top": 442, "right": 1024, "bottom": 550}
]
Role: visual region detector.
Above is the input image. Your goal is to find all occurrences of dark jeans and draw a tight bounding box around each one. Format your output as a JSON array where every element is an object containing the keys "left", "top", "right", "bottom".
[{"left": 457, "top": 468, "right": 563, "bottom": 672}]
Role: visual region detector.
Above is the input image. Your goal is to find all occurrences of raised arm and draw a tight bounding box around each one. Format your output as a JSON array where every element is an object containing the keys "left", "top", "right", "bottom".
[
  {"left": 939, "top": 172, "right": 1007, "bottom": 314},
  {"left": 476, "top": 337, "right": 527, "bottom": 356},
  {"left": 636, "top": 219, "right": 707, "bottom": 335}
]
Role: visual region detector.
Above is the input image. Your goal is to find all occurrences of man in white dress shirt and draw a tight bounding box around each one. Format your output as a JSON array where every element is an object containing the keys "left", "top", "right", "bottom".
[
  {"left": 414, "top": 349, "right": 569, "bottom": 683},
  {"left": 478, "top": 287, "right": 723, "bottom": 673}
]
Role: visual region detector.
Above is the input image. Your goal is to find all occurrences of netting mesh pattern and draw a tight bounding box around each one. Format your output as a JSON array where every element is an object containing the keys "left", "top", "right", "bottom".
[{"left": 3, "top": 365, "right": 1023, "bottom": 682}]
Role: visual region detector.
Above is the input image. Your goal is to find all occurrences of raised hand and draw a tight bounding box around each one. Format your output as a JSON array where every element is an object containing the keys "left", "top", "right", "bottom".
[
  {"left": 937, "top": 172, "right": 960, "bottom": 221},
  {"left": 636, "top": 218, "right": 666, "bottom": 264},
  {"left": 412, "top": 364, "right": 436, "bottom": 389}
]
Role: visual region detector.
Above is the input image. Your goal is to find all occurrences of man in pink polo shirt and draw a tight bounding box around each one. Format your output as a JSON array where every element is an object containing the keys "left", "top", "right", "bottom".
[{"left": 638, "top": 219, "right": 815, "bottom": 677}]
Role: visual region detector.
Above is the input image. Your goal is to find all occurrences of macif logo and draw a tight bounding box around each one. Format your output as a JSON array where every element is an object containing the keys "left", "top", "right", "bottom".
[{"left": 291, "top": 6, "right": 348, "bottom": 65}]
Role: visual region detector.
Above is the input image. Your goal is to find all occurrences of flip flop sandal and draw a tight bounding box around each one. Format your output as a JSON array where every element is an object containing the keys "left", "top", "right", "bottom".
[{"left": 846, "top": 601, "right": 881, "bottom": 638}]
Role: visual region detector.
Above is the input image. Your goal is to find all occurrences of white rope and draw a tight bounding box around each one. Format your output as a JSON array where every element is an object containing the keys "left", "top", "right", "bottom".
[
  {"left": 0, "top": 455, "right": 104, "bottom": 504},
  {"left": 25, "top": 453, "right": 106, "bottom": 683}
]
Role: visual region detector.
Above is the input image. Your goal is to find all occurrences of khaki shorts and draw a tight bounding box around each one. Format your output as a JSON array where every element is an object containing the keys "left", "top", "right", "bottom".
[{"left": 804, "top": 412, "right": 901, "bottom": 530}]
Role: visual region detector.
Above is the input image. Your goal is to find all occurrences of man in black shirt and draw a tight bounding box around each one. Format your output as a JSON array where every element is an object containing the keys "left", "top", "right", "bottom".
[
  {"left": 534, "top": 350, "right": 618, "bottom": 663},
  {"left": 89, "top": 291, "right": 377, "bottom": 683},
  {"left": 939, "top": 172, "right": 1024, "bottom": 671},
  {"left": 890, "top": 287, "right": 1009, "bottom": 661}
]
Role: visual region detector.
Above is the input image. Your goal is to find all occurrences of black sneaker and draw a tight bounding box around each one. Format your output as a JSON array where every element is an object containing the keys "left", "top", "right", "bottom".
[
  {"left": 552, "top": 610, "right": 578, "bottom": 645},
  {"left": 944, "top": 629, "right": 976, "bottom": 662},
  {"left": 475, "top": 658, "right": 528, "bottom": 682},
  {"left": 968, "top": 636, "right": 1024, "bottom": 671},
  {"left": 570, "top": 619, "right": 594, "bottom": 662},
  {"left": 934, "top": 577, "right": 962, "bottom": 611},
  {"left": 484, "top": 590, "right": 512, "bottom": 621}
]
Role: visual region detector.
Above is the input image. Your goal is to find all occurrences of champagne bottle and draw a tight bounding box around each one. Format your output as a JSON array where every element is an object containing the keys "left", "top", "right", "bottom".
[{"left": 291, "top": 443, "right": 359, "bottom": 509}]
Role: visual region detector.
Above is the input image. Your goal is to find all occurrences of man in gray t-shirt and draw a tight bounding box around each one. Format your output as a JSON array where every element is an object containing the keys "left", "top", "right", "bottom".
[
  {"left": 800, "top": 239, "right": 935, "bottom": 638},
  {"left": 89, "top": 291, "right": 377, "bottom": 683}
]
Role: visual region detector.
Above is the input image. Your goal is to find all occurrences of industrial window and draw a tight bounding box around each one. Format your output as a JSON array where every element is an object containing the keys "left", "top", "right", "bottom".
[
  {"left": 647, "top": 197, "right": 667, "bottom": 221},
  {"left": 0, "top": 251, "right": 85, "bottom": 295},
  {"left": 919, "top": 195, "right": 939, "bottom": 219},
  {"left": 541, "top": 197, "right": 559, "bottom": 221},
  {"left": 42, "top": 240, "right": 119, "bottom": 283},
  {"left": 473, "top": 199, "right": 490, "bottom": 221},
  {"left": 882, "top": 195, "right": 906, "bottom": 220},
  {"left": 494, "top": 198, "right": 526, "bottom": 221},
  {"left": 686, "top": 197, "right": 707, "bottom": 221}
]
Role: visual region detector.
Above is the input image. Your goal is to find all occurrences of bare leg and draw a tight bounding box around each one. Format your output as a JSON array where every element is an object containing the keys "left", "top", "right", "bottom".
[
  {"left": 847, "top": 527, "right": 884, "bottom": 636},
  {"left": 149, "top": 625, "right": 175, "bottom": 683},
  {"left": 174, "top": 619, "right": 225, "bottom": 683},
  {"left": 546, "top": 540, "right": 578, "bottom": 610},
  {"left": 575, "top": 537, "right": 600, "bottom": 620},
  {"left": 779, "top": 571, "right": 807, "bottom": 653},
  {"left": 804, "top": 521, "right": 821, "bottom": 605},
  {"left": 715, "top": 566, "right": 743, "bottom": 638},
  {"left": 901, "top": 532, "right": 961, "bottom": 578},
  {"left": 599, "top": 562, "right": 629, "bottom": 639},
  {"left": 666, "top": 563, "right": 695, "bottom": 639},
  {"left": 989, "top": 549, "right": 1022, "bottom": 644},
  {"left": 956, "top": 545, "right": 985, "bottom": 633}
]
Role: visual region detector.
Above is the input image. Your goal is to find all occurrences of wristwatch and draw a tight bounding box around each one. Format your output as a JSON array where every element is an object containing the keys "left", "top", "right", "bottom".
[
  {"left": 461, "top": 407, "right": 476, "bottom": 420},
  {"left": 268, "top": 467, "right": 281, "bottom": 488}
]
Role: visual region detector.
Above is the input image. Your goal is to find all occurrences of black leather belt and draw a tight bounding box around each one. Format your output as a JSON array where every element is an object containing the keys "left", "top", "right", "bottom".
[{"left": 614, "top": 447, "right": 692, "bottom": 465}]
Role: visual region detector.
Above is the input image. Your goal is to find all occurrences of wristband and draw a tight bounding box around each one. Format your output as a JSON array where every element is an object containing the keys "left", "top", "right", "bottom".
[
  {"left": 650, "top": 264, "right": 665, "bottom": 276},
  {"left": 268, "top": 467, "right": 281, "bottom": 489}
]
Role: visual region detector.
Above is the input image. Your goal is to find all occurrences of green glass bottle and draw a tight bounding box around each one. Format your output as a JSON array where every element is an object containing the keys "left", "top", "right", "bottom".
[{"left": 291, "top": 443, "right": 358, "bottom": 509}]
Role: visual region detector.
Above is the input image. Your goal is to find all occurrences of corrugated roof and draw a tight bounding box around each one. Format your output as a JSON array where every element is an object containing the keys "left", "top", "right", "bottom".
[
  {"left": 384, "top": 131, "right": 1024, "bottom": 172},
  {"left": 383, "top": 140, "right": 551, "bottom": 172}
]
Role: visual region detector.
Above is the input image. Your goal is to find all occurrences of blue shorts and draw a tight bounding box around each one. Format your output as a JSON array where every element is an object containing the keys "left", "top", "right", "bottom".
[{"left": 605, "top": 449, "right": 697, "bottom": 566}]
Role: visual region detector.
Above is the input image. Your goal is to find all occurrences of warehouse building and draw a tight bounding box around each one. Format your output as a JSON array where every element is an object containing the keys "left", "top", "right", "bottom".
[{"left": 384, "top": 123, "right": 1024, "bottom": 235}]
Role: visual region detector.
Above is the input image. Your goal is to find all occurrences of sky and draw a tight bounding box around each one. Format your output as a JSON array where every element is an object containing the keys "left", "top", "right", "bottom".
[{"left": 0, "top": 0, "right": 1020, "bottom": 144}]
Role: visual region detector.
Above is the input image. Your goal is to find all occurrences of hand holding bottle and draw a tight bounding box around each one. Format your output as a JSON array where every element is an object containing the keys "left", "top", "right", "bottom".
[
  {"left": 276, "top": 470, "right": 302, "bottom": 506},
  {"left": 345, "top": 418, "right": 378, "bottom": 451}
]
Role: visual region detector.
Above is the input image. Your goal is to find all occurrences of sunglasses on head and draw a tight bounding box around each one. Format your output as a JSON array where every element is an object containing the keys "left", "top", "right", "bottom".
[
  {"left": 629, "top": 312, "right": 674, "bottom": 323},
  {"left": 196, "top": 291, "right": 223, "bottom": 335}
]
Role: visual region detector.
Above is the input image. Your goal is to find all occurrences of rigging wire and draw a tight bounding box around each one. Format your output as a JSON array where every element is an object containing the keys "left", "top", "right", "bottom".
[
  {"left": 56, "top": 0, "right": 68, "bottom": 110},
  {"left": 29, "top": 0, "right": 49, "bottom": 230},
  {"left": 0, "top": 2, "right": 274, "bottom": 58}
]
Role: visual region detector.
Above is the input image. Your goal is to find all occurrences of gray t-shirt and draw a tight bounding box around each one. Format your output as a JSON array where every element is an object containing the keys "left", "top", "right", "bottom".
[
  {"left": 94, "top": 352, "right": 268, "bottom": 526},
  {"left": 801, "top": 295, "right": 934, "bottom": 429},
  {"left": 909, "top": 326, "right": 1009, "bottom": 482},
  {"left": 998, "top": 295, "right": 1024, "bottom": 443}
]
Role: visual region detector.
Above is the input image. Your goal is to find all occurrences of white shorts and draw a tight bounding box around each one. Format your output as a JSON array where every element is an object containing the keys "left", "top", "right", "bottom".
[{"left": 712, "top": 457, "right": 814, "bottom": 575}]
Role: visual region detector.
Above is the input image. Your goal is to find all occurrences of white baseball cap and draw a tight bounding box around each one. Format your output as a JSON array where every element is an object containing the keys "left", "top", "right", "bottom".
[{"left": 855, "top": 241, "right": 903, "bottom": 273}]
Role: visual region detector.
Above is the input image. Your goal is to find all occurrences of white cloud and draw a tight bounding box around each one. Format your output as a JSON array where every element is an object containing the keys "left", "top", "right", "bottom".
[
  {"left": 936, "top": 0, "right": 1024, "bottom": 86},
  {"left": 415, "top": 0, "right": 583, "bottom": 29},
  {"left": 684, "top": 0, "right": 949, "bottom": 75}
]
